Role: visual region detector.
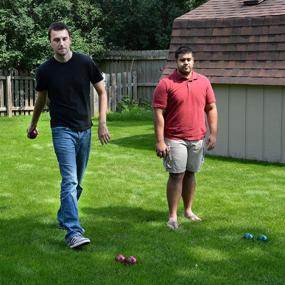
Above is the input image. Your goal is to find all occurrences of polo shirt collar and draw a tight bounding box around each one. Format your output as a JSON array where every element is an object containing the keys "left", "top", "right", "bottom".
[{"left": 174, "top": 70, "right": 198, "bottom": 81}]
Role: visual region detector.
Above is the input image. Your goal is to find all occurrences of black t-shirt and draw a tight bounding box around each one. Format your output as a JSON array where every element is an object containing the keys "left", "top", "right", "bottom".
[{"left": 36, "top": 52, "right": 103, "bottom": 131}]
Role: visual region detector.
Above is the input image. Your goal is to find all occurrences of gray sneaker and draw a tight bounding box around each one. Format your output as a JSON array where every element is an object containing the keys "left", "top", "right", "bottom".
[{"left": 68, "top": 235, "right": 90, "bottom": 249}]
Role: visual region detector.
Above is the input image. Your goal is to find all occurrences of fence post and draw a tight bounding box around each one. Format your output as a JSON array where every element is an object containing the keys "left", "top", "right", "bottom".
[{"left": 5, "top": 74, "right": 12, "bottom": 117}]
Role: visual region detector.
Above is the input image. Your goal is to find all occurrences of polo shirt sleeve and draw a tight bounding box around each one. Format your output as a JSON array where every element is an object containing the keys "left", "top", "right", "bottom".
[
  {"left": 205, "top": 79, "right": 216, "bottom": 105},
  {"left": 152, "top": 79, "right": 168, "bottom": 109}
]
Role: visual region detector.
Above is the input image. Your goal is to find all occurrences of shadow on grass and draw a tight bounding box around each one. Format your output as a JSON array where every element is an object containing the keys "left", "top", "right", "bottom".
[
  {"left": 1, "top": 207, "right": 284, "bottom": 284},
  {"left": 80, "top": 206, "right": 284, "bottom": 283},
  {"left": 83, "top": 206, "right": 165, "bottom": 223},
  {"left": 109, "top": 134, "right": 155, "bottom": 151},
  {"left": 206, "top": 154, "right": 285, "bottom": 167}
]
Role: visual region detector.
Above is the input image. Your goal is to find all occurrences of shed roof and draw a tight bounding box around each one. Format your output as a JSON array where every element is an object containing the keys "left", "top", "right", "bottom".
[{"left": 164, "top": 0, "right": 285, "bottom": 86}]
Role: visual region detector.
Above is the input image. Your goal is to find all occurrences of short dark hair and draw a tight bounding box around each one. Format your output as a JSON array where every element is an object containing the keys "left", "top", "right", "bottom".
[
  {"left": 48, "top": 22, "right": 70, "bottom": 41},
  {"left": 175, "top": 46, "right": 193, "bottom": 59}
]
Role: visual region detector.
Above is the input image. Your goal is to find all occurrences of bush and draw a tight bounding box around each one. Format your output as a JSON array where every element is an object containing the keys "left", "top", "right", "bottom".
[{"left": 107, "top": 96, "right": 153, "bottom": 121}]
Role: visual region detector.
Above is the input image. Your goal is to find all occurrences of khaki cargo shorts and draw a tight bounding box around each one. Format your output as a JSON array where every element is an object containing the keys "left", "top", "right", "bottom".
[{"left": 163, "top": 138, "right": 205, "bottom": 173}]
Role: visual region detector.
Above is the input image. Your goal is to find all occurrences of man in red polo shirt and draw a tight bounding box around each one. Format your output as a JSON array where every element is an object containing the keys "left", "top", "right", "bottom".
[{"left": 152, "top": 46, "right": 218, "bottom": 230}]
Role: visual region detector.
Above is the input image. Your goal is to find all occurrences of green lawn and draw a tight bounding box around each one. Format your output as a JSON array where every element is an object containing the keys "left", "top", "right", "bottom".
[{"left": 0, "top": 112, "right": 284, "bottom": 285}]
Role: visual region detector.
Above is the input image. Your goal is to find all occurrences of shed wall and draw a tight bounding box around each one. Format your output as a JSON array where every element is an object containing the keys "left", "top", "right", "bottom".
[{"left": 210, "top": 84, "right": 285, "bottom": 163}]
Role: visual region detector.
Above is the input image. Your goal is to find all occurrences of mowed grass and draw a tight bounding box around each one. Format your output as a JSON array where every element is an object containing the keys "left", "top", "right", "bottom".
[{"left": 0, "top": 112, "right": 284, "bottom": 285}]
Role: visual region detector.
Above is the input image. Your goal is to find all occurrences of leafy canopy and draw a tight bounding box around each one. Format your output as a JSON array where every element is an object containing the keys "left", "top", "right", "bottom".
[
  {"left": 98, "top": 0, "right": 207, "bottom": 50},
  {"left": 0, "top": 0, "right": 104, "bottom": 70}
]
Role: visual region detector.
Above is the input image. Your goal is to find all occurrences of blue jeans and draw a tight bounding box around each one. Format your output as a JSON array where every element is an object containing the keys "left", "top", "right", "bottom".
[{"left": 52, "top": 127, "right": 91, "bottom": 242}]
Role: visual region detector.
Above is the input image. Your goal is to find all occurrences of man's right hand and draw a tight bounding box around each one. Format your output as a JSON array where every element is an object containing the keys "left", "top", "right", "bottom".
[
  {"left": 27, "top": 125, "right": 38, "bottom": 139},
  {"left": 155, "top": 141, "right": 170, "bottom": 158}
]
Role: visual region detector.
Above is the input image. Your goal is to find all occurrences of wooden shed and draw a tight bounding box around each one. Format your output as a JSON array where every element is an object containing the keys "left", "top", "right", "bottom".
[{"left": 164, "top": 0, "right": 285, "bottom": 163}]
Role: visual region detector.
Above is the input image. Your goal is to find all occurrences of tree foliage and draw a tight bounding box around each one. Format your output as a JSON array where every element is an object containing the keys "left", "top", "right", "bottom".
[
  {"left": 0, "top": 0, "right": 207, "bottom": 70},
  {"left": 0, "top": 0, "right": 104, "bottom": 70},
  {"left": 98, "top": 0, "right": 207, "bottom": 50}
]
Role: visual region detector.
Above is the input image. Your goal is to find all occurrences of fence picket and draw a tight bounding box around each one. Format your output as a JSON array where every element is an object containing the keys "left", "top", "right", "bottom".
[
  {"left": 6, "top": 75, "right": 12, "bottom": 117},
  {"left": 132, "top": 72, "right": 138, "bottom": 102},
  {"left": 29, "top": 80, "right": 34, "bottom": 106},
  {"left": 117, "top": 72, "right": 122, "bottom": 106},
  {"left": 111, "top": 73, "right": 117, "bottom": 112},
  {"left": 104, "top": 73, "right": 112, "bottom": 111},
  {"left": 127, "top": 72, "right": 132, "bottom": 99},
  {"left": 14, "top": 77, "right": 18, "bottom": 107},
  {"left": 122, "top": 72, "right": 127, "bottom": 98},
  {"left": 25, "top": 79, "right": 29, "bottom": 111},
  {"left": 0, "top": 80, "right": 4, "bottom": 108}
]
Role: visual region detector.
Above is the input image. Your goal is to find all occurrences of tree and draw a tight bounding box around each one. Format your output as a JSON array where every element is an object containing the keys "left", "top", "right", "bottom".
[
  {"left": 0, "top": 0, "right": 104, "bottom": 71},
  {"left": 98, "top": 0, "right": 207, "bottom": 50}
]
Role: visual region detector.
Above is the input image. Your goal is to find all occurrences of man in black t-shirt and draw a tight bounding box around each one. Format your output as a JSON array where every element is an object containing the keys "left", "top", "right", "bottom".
[{"left": 27, "top": 22, "right": 110, "bottom": 249}]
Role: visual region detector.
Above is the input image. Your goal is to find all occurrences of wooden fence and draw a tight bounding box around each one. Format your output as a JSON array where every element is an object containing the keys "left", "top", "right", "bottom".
[
  {"left": 98, "top": 50, "right": 168, "bottom": 103},
  {"left": 0, "top": 50, "right": 168, "bottom": 116},
  {"left": 0, "top": 71, "right": 137, "bottom": 117},
  {"left": 90, "top": 71, "right": 138, "bottom": 115},
  {"left": 0, "top": 73, "right": 37, "bottom": 116}
]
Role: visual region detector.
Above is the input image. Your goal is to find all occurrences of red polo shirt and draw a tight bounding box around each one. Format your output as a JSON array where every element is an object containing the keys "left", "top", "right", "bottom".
[{"left": 152, "top": 70, "right": 216, "bottom": 140}]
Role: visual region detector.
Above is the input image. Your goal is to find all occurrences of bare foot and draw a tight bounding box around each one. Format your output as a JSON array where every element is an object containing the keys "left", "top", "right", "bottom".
[
  {"left": 184, "top": 212, "right": 202, "bottom": 222},
  {"left": 167, "top": 218, "right": 179, "bottom": 230}
]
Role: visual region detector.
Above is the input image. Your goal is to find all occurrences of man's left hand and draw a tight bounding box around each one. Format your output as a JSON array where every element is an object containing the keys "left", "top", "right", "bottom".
[
  {"left": 207, "top": 134, "right": 216, "bottom": 150},
  {"left": 98, "top": 122, "right": 110, "bottom": 145}
]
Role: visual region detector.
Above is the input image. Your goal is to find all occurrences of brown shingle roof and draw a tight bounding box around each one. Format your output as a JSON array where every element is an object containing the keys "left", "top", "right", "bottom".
[{"left": 164, "top": 0, "right": 285, "bottom": 85}]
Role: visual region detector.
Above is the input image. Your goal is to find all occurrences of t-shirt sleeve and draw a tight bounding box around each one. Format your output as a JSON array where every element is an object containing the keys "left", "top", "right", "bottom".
[
  {"left": 35, "top": 66, "right": 47, "bottom": 91},
  {"left": 205, "top": 79, "right": 216, "bottom": 105},
  {"left": 89, "top": 59, "right": 103, "bottom": 84},
  {"left": 152, "top": 79, "right": 168, "bottom": 109}
]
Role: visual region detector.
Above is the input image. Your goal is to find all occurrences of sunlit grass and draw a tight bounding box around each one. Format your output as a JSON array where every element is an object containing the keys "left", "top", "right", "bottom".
[{"left": 0, "top": 112, "right": 284, "bottom": 285}]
